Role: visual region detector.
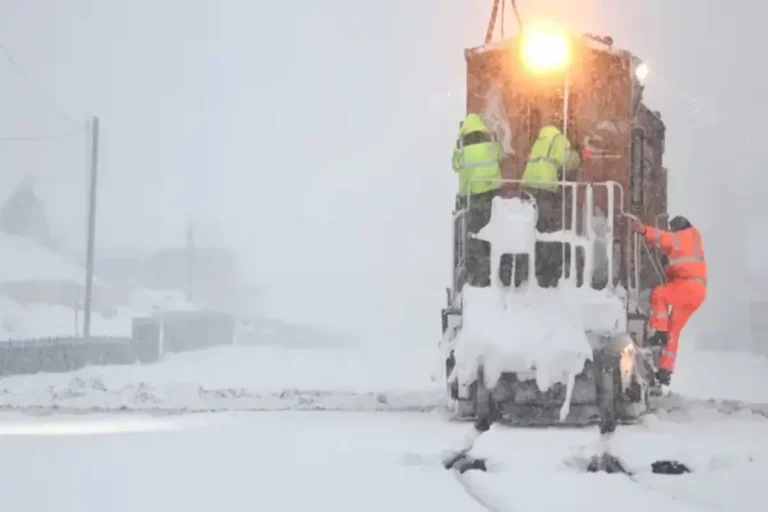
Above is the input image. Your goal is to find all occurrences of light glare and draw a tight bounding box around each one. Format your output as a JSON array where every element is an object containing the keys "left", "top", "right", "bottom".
[
  {"left": 635, "top": 63, "right": 649, "bottom": 82},
  {"left": 521, "top": 28, "right": 571, "bottom": 73}
]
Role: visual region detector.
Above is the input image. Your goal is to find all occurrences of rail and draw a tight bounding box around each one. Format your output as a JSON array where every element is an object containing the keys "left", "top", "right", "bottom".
[
  {"left": 642, "top": 238, "right": 666, "bottom": 285},
  {"left": 451, "top": 209, "right": 468, "bottom": 297},
  {"left": 452, "top": 178, "right": 626, "bottom": 295}
]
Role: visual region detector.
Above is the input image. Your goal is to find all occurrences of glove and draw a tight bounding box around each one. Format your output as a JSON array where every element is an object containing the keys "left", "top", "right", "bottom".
[{"left": 632, "top": 220, "right": 646, "bottom": 234}]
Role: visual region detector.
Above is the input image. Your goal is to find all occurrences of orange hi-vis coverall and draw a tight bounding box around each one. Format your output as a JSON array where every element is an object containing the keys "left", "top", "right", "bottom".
[{"left": 642, "top": 225, "right": 707, "bottom": 373}]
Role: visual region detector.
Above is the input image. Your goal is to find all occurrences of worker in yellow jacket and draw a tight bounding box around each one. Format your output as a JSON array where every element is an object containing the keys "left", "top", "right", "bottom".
[
  {"left": 452, "top": 113, "right": 504, "bottom": 287},
  {"left": 521, "top": 125, "right": 583, "bottom": 287}
]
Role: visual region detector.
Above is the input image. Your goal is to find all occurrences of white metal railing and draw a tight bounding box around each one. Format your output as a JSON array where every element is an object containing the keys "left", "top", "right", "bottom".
[
  {"left": 451, "top": 209, "right": 468, "bottom": 296},
  {"left": 453, "top": 178, "right": 626, "bottom": 294}
]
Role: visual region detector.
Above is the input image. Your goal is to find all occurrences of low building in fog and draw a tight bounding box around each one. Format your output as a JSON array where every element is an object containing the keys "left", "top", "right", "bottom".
[{"left": 97, "top": 245, "right": 241, "bottom": 313}]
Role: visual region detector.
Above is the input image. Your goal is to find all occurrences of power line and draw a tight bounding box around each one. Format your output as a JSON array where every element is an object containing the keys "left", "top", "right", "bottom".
[
  {"left": 0, "top": 44, "right": 81, "bottom": 127},
  {"left": 0, "top": 131, "right": 84, "bottom": 142}
]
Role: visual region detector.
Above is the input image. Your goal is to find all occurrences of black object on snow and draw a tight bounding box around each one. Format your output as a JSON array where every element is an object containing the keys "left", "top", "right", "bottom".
[
  {"left": 586, "top": 454, "right": 691, "bottom": 476},
  {"left": 443, "top": 450, "right": 470, "bottom": 470},
  {"left": 651, "top": 460, "right": 691, "bottom": 475},
  {"left": 446, "top": 453, "right": 487, "bottom": 474}
]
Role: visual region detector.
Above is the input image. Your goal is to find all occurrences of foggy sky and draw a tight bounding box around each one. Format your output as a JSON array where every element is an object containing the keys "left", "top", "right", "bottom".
[{"left": 0, "top": 1, "right": 763, "bottom": 349}]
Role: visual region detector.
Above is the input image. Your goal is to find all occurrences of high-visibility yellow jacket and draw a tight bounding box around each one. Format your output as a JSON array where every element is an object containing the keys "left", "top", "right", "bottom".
[
  {"left": 451, "top": 113, "right": 503, "bottom": 196},
  {"left": 522, "top": 125, "right": 580, "bottom": 192}
]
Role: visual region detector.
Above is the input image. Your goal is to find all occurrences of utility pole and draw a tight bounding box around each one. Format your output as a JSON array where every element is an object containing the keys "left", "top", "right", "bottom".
[{"left": 83, "top": 115, "right": 100, "bottom": 338}]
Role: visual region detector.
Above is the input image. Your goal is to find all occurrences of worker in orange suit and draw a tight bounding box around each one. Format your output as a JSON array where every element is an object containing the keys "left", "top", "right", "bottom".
[{"left": 632, "top": 215, "right": 707, "bottom": 386}]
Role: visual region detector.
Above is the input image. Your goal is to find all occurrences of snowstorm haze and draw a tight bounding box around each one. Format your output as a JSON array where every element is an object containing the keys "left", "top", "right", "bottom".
[{"left": 0, "top": 1, "right": 763, "bottom": 350}]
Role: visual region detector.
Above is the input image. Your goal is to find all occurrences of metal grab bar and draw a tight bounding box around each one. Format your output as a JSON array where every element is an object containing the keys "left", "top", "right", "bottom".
[
  {"left": 457, "top": 177, "right": 626, "bottom": 289},
  {"left": 623, "top": 211, "right": 666, "bottom": 286},
  {"left": 642, "top": 238, "right": 666, "bottom": 285},
  {"left": 451, "top": 209, "right": 468, "bottom": 297}
]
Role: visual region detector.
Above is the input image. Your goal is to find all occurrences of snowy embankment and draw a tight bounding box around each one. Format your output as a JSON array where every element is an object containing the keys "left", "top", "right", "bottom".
[
  {"left": 1, "top": 334, "right": 767, "bottom": 417},
  {"left": 0, "top": 344, "right": 448, "bottom": 412}
]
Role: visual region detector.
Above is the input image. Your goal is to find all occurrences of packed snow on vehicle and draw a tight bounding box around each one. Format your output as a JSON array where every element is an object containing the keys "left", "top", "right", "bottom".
[{"left": 442, "top": 186, "right": 658, "bottom": 433}]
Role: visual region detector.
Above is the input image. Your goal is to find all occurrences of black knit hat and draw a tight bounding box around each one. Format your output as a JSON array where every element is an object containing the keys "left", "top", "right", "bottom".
[{"left": 669, "top": 216, "right": 691, "bottom": 231}]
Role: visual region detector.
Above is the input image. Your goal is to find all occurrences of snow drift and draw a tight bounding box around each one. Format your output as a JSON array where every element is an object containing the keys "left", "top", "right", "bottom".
[{"left": 0, "top": 344, "right": 447, "bottom": 412}]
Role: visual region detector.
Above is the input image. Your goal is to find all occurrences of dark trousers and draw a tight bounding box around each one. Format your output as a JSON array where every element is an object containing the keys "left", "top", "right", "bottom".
[
  {"left": 455, "top": 188, "right": 500, "bottom": 287},
  {"left": 520, "top": 188, "right": 563, "bottom": 288},
  {"left": 455, "top": 187, "right": 577, "bottom": 289}
]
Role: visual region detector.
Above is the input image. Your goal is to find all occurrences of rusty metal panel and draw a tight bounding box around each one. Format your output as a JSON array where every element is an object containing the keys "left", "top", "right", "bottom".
[
  {"left": 462, "top": 36, "right": 672, "bottom": 292},
  {"left": 465, "top": 39, "right": 633, "bottom": 217},
  {"left": 572, "top": 47, "right": 632, "bottom": 220}
]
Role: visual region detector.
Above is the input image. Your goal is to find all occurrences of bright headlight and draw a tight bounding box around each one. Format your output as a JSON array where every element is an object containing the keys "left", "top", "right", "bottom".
[{"left": 520, "top": 26, "right": 572, "bottom": 73}]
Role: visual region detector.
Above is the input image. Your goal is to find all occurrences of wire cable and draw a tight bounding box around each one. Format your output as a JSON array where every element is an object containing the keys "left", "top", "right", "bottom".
[
  {"left": 0, "top": 44, "right": 81, "bottom": 127},
  {"left": 0, "top": 131, "right": 84, "bottom": 142}
]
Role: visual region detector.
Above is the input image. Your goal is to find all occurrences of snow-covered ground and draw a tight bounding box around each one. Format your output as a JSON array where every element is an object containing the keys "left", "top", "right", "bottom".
[
  {"left": 465, "top": 409, "right": 768, "bottom": 511},
  {"left": 0, "top": 409, "right": 765, "bottom": 512},
  {"left": 0, "top": 326, "right": 766, "bottom": 511},
  {"left": 0, "top": 411, "right": 477, "bottom": 511}
]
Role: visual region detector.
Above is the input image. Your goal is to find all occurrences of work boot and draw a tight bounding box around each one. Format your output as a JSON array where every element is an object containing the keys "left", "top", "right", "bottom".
[
  {"left": 647, "top": 330, "right": 668, "bottom": 347},
  {"left": 474, "top": 416, "right": 493, "bottom": 433},
  {"left": 655, "top": 368, "right": 672, "bottom": 386}
]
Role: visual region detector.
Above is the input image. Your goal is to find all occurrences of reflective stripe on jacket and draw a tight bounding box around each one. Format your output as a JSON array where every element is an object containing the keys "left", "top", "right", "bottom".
[
  {"left": 522, "top": 125, "right": 573, "bottom": 193},
  {"left": 644, "top": 226, "right": 707, "bottom": 285},
  {"left": 451, "top": 114, "right": 502, "bottom": 196}
]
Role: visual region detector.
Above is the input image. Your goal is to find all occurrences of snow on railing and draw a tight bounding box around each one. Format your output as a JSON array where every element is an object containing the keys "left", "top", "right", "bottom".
[{"left": 454, "top": 178, "right": 625, "bottom": 293}]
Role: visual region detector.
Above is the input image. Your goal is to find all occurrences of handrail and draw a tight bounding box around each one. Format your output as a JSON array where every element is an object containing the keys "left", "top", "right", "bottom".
[
  {"left": 623, "top": 211, "right": 666, "bottom": 287},
  {"left": 451, "top": 209, "right": 469, "bottom": 297},
  {"left": 463, "top": 177, "right": 627, "bottom": 218},
  {"left": 450, "top": 177, "right": 668, "bottom": 343},
  {"left": 456, "top": 178, "right": 626, "bottom": 290},
  {"left": 641, "top": 237, "right": 666, "bottom": 285},
  {"left": 633, "top": 231, "right": 641, "bottom": 307}
]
